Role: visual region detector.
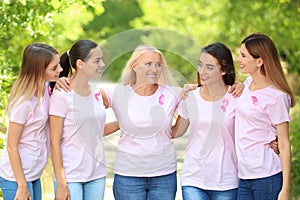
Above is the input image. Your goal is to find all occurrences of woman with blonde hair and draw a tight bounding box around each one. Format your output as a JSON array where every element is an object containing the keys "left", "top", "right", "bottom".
[
  {"left": 0, "top": 43, "right": 62, "bottom": 200},
  {"left": 235, "top": 33, "right": 295, "bottom": 200},
  {"left": 101, "top": 45, "right": 180, "bottom": 200}
]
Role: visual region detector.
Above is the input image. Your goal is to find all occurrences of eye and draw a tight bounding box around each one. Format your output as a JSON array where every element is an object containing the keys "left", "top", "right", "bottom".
[
  {"left": 52, "top": 66, "right": 57, "bottom": 71},
  {"left": 95, "top": 58, "right": 101, "bottom": 64},
  {"left": 155, "top": 63, "right": 162, "bottom": 67},
  {"left": 198, "top": 62, "right": 203, "bottom": 68},
  {"left": 145, "top": 62, "right": 152, "bottom": 66}
]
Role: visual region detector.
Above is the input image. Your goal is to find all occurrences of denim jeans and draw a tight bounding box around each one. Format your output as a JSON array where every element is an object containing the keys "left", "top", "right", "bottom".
[
  {"left": 182, "top": 185, "right": 237, "bottom": 200},
  {"left": 54, "top": 177, "right": 106, "bottom": 200},
  {"left": 0, "top": 176, "right": 41, "bottom": 200},
  {"left": 237, "top": 172, "right": 282, "bottom": 200},
  {"left": 113, "top": 171, "right": 177, "bottom": 200}
]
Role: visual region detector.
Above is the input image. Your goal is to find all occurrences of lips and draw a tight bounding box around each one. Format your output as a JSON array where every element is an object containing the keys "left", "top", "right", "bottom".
[
  {"left": 148, "top": 74, "right": 157, "bottom": 78},
  {"left": 200, "top": 76, "right": 208, "bottom": 81}
]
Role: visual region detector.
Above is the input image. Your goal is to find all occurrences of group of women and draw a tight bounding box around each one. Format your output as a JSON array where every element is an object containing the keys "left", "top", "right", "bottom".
[{"left": 0, "top": 33, "right": 295, "bottom": 200}]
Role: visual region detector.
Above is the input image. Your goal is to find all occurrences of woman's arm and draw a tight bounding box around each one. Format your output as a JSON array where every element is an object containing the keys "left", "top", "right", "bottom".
[
  {"left": 277, "top": 122, "right": 291, "bottom": 200},
  {"left": 7, "top": 121, "right": 31, "bottom": 199},
  {"left": 100, "top": 88, "right": 110, "bottom": 109},
  {"left": 104, "top": 121, "right": 119, "bottom": 136},
  {"left": 171, "top": 115, "right": 190, "bottom": 138},
  {"left": 50, "top": 115, "right": 70, "bottom": 200},
  {"left": 54, "top": 77, "right": 71, "bottom": 92},
  {"left": 228, "top": 81, "right": 245, "bottom": 98}
]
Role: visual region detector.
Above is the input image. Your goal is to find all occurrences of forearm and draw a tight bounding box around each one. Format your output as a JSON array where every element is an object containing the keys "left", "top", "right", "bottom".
[
  {"left": 171, "top": 116, "right": 189, "bottom": 138},
  {"left": 50, "top": 143, "right": 67, "bottom": 186},
  {"left": 7, "top": 145, "right": 27, "bottom": 187},
  {"left": 277, "top": 122, "right": 291, "bottom": 194},
  {"left": 104, "top": 121, "right": 119, "bottom": 136},
  {"left": 279, "top": 141, "right": 291, "bottom": 193}
]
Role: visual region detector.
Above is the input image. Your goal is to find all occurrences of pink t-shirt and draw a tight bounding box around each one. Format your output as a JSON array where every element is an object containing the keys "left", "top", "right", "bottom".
[
  {"left": 177, "top": 87, "right": 239, "bottom": 190},
  {"left": 105, "top": 84, "right": 180, "bottom": 177},
  {"left": 0, "top": 84, "right": 50, "bottom": 181},
  {"left": 50, "top": 89, "right": 107, "bottom": 182},
  {"left": 235, "top": 77, "right": 291, "bottom": 179}
]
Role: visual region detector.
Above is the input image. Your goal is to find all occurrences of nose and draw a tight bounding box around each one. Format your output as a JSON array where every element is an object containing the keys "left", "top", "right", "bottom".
[
  {"left": 58, "top": 64, "right": 63, "bottom": 73},
  {"left": 198, "top": 66, "right": 206, "bottom": 74},
  {"left": 100, "top": 60, "right": 105, "bottom": 69},
  {"left": 236, "top": 55, "right": 242, "bottom": 63},
  {"left": 150, "top": 64, "right": 159, "bottom": 72}
]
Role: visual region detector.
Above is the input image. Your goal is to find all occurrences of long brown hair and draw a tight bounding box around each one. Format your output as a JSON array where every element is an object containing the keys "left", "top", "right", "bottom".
[
  {"left": 8, "top": 43, "right": 58, "bottom": 113},
  {"left": 242, "top": 33, "right": 296, "bottom": 107}
]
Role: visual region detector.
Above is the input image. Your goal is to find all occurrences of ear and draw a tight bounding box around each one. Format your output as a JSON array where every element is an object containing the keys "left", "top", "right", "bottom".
[
  {"left": 131, "top": 63, "right": 137, "bottom": 72},
  {"left": 221, "top": 71, "right": 226, "bottom": 75},
  {"left": 256, "top": 57, "right": 264, "bottom": 68},
  {"left": 76, "top": 59, "right": 84, "bottom": 69}
]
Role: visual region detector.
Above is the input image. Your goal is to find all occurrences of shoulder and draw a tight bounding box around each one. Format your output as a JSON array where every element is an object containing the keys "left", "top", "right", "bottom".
[{"left": 160, "top": 85, "right": 181, "bottom": 96}]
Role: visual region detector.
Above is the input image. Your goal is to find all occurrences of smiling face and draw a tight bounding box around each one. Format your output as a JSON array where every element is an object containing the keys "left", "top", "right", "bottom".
[
  {"left": 237, "top": 43, "right": 261, "bottom": 75},
  {"left": 198, "top": 52, "right": 224, "bottom": 86},
  {"left": 81, "top": 46, "right": 105, "bottom": 79},
  {"left": 44, "top": 54, "right": 62, "bottom": 82},
  {"left": 133, "top": 52, "right": 163, "bottom": 85}
]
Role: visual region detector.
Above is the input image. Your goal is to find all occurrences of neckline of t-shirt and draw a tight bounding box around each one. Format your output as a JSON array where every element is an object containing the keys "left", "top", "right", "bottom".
[
  {"left": 246, "top": 84, "right": 274, "bottom": 92},
  {"left": 128, "top": 84, "right": 162, "bottom": 98},
  {"left": 70, "top": 89, "right": 92, "bottom": 98},
  {"left": 196, "top": 86, "right": 231, "bottom": 103}
]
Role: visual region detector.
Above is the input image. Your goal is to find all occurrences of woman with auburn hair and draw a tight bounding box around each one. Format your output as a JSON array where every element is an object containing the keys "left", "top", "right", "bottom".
[
  {"left": 235, "top": 33, "right": 295, "bottom": 200},
  {"left": 0, "top": 43, "right": 62, "bottom": 200}
]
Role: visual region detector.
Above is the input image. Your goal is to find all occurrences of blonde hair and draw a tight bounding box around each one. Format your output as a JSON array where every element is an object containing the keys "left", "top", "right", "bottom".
[
  {"left": 242, "top": 33, "right": 296, "bottom": 107},
  {"left": 121, "top": 45, "right": 174, "bottom": 85},
  {"left": 8, "top": 43, "right": 58, "bottom": 113}
]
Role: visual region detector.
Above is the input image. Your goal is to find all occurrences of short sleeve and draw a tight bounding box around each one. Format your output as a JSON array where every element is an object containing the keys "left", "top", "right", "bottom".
[
  {"left": 101, "top": 84, "right": 117, "bottom": 107},
  {"left": 9, "top": 101, "right": 32, "bottom": 124},
  {"left": 266, "top": 93, "right": 291, "bottom": 125},
  {"left": 176, "top": 99, "right": 189, "bottom": 120},
  {"left": 49, "top": 90, "right": 69, "bottom": 117}
]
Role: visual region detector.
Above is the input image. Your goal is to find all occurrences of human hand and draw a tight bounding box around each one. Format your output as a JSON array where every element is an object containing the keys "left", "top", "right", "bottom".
[
  {"left": 14, "top": 185, "right": 31, "bottom": 200},
  {"left": 278, "top": 189, "right": 290, "bottom": 200},
  {"left": 55, "top": 184, "right": 70, "bottom": 200},
  {"left": 180, "top": 84, "right": 198, "bottom": 99},
  {"left": 55, "top": 77, "right": 71, "bottom": 92},
  {"left": 269, "top": 136, "right": 279, "bottom": 155},
  {"left": 228, "top": 81, "right": 244, "bottom": 98}
]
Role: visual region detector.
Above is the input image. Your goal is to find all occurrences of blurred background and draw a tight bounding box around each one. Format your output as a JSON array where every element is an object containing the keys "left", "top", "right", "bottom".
[{"left": 0, "top": 0, "right": 299, "bottom": 199}]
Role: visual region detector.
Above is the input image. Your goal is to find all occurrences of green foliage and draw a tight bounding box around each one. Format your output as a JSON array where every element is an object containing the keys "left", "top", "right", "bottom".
[
  {"left": 0, "top": 0, "right": 56, "bottom": 133},
  {"left": 0, "top": 0, "right": 300, "bottom": 198},
  {"left": 217, "top": 0, "right": 300, "bottom": 75},
  {"left": 290, "top": 96, "right": 300, "bottom": 198}
]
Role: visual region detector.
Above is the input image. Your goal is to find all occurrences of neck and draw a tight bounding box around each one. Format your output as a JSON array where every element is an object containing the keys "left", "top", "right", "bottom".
[
  {"left": 250, "top": 73, "right": 271, "bottom": 90},
  {"left": 132, "top": 83, "right": 158, "bottom": 96},
  {"left": 200, "top": 83, "right": 228, "bottom": 101},
  {"left": 70, "top": 74, "right": 91, "bottom": 96}
]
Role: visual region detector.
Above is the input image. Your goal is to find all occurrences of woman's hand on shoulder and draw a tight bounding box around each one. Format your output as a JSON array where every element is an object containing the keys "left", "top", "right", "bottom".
[
  {"left": 228, "top": 81, "right": 244, "bottom": 98},
  {"left": 180, "top": 84, "right": 198, "bottom": 100},
  {"left": 54, "top": 77, "right": 71, "bottom": 92}
]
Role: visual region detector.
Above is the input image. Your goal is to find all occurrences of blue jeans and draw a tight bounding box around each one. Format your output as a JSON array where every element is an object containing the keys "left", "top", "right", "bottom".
[
  {"left": 0, "top": 176, "right": 41, "bottom": 200},
  {"left": 237, "top": 172, "right": 282, "bottom": 200},
  {"left": 182, "top": 185, "right": 237, "bottom": 200},
  {"left": 54, "top": 177, "right": 106, "bottom": 200},
  {"left": 113, "top": 171, "right": 177, "bottom": 200}
]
